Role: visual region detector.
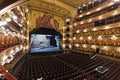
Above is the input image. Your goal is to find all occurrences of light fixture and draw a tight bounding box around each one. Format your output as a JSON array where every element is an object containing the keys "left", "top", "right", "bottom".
[
  {"left": 83, "top": 4, "right": 86, "bottom": 7},
  {"left": 25, "top": 8, "right": 29, "bottom": 12},
  {"left": 66, "top": 18, "right": 70, "bottom": 22},
  {"left": 69, "top": 45, "right": 72, "bottom": 49},
  {"left": 104, "top": 26, "right": 110, "bottom": 29},
  {"left": 117, "top": 47, "right": 120, "bottom": 52},
  {"left": 74, "top": 23, "right": 77, "bottom": 26},
  {"left": 98, "top": 36, "right": 102, "bottom": 40},
  {"left": 99, "top": 16, "right": 102, "bottom": 19},
  {"left": 17, "top": 6, "right": 21, "bottom": 11},
  {"left": 88, "top": 19, "right": 92, "bottom": 22},
  {"left": 111, "top": 35, "right": 117, "bottom": 40},
  {"left": 6, "top": 70, "right": 8, "bottom": 72},
  {"left": 79, "top": 37, "right": 83, "bottom": 40},
  {"left": 1, "top": 26, "right": 6, "bottom": 30},
  {"left": 69, "top": 38, "right": 72, "bottom": 40},
  {"left": 3, "top": 31, "right": 8, "bottom": 36},
  {"left": 96, "top": 8, "right": 101, "bottom": 11},
  {"left": 5, "top": 18, "right": 11, "bottom": 22},
  {"left": 76, "top": 30, "right": 80, "bottom": 33},
  {"left": 83, "top": 29, "right": 87, "bottom": 32},
  {"left": 91, "top": 45, "right": 96, "bottom": 49},
  {"left": 12, "top": 15, "right": 18, "bottom": 20},
  {"left": 0, "top": 73, "right": 3, "bottom": 77},
  {"left": 0, "top": 21, "right": 7, "bottom": 25},
  {"left": 79, "top": 15, "right": 83, "bottom": 17},
  {"left": 114, "top": 0, "right": 120, "bottom": 2},
  {"left": 88, "top": 36, "right": 92, "bottom": 40},
  {"left": 80, "top": 21, "right": 83, "bottom": 24},
  {"left": 76, "top": 44, "right": 79, "bottom": 47},
  {"left": 103, "top": 46, "right": 108, "bottom": 50},
  {"left": 112, "top": 11, "right": 118, "bottom": 16},
  {"left": 73, "top": 37, "right": 76, "bottom": 40},
  {"left": 83, "top": 44, "right": 87, "bottom": 48},
  {"left": 87, "top": 12, "right": 90, "bottom": 15},
  {"left": 78, "top": 6, "right": 81, "bottom": 9},
  {"left": 69, "top": 25, "right": 72, "bottom": 28},
  {"left": 89, "top": 2, "right": 92, "bottom": 4},
  {"left": 93, "top": 28, "right": 97, "bottom": 31},
  {"left": 63, "top": 44, "right": 65, "bottom": 48},
  {"left": 79, "top": 10, "right": 82, "bottom": 13},
  {"left": 27, "top": 21, "right": 29, "bottom": 24},
  {"left": 19, "top": 23, "right": 22, "bottom": 27},
  {"left": 108, "top": 2, "right": 115, "bottom": 6},
  {"left": 26, "top": 37, "right": 29, "bottom": 40}
]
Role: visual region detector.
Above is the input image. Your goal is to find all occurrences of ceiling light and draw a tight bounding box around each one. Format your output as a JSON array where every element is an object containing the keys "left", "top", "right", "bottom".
[
  {"left": 83, "top": 29, "right": 87, "bottom": 32},
  {"left": 98, "top": 36, "right": 102, "bottom": 40},
  {"left": 104, "top": 26, "right": 110, "bottom": 29},
  {"left": 91, "top": 45, "right": 96, "bottom": 49},
  {"left": 87, "top": 12, "right": 90, "bottom": 15},
  {"left": 112, "top": 11, "right": 118, "bottom": 15},
  {"left": 79, "top": 37, "right": 83, "bottom": 40},
  {"left": 1, "top": 26, "right": 5, "bottom": 30},
  {"left": 114, "top": 0, "right": 120, "bottom": 2},
  {"left": 0, "top": 21, "right": 7, "bottom": 25},
  {"left": 19, "top": 23, "right": 22, "bottom": 27},
  {"left": 63, "top": 38, "right": 66, "bottom": 41},
  {"left": 83, "top": 4, "right": 86, "bottom": 7},
  {"left": 89, "top": 2, "right": 92, "bottom": 4},
  {"left": 69, "top": 38, "right": 72, "bottom": 41},
  {"left": 73, "top": 37, "right": 76, "bottom": 40},
  {"left": 99, "top": 16, "right": 102, "bottom": 19},
  {"left": 74, "top": 23, "right": 77, "bottom": 26},
  {"left": 69, "top": 25, "right": 72, "bottom": 27},
  {"left": 103, "top": 46, "right": 108, "bottom": 50},
  {"left": 79, "top": 15, "right": 83, "bottom": 17},
  {"left": 78, "top": 6, "right": 81, "bottom": 9},
  {"left": 12, "top": 15, "right": 17, "bottom": 20},
  {"left": 93, "top": 28, "right": 97, "bottom": 31},
  {"left": 96, "top": 8, "right": 101, "bottom": 11},
  {"left": 79, "top": 10, "right": 82, "bottom": 13},
  {"left": 88, "top": 19, "right": 92, "bottom": 22},
  {"left": 69, "top": 45, "right": 72, "bottom": 49},
  {"left": 111, "top": 35, "right": 117, "bottom": 40},
  {"left": 5, "top": 18, "right": 11, "bottom": 22},
  {"left": 66, "top": 18, "right": 70, "bottom": 22},
  {"left": 76, "top": 44, "right": 79, "bottom": 47},
  {"left": 80, "top": 21, "right": 83, "bottom": 24},
  {"left": 108, "top": 2, "right": 115, "bottom": 6},
  {"left": 83, "top": 44, "right": 87, "bottom": 48},
  {"left": 88, "top": 36, "right": 92, "bottom": 40},
  {"left": 25, "top": 8, "right": 29, "bottom": 12},
  {"left": 76, "top": 30, "right": 80, "bottom": 33}
]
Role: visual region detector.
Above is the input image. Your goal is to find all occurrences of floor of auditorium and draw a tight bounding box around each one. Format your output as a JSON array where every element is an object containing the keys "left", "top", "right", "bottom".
[{"left": 14, "top": 52, "right": 120, "bottom": 80}]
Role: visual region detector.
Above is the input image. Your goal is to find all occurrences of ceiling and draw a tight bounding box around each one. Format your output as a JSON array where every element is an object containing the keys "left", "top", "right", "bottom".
[
  {"left": 0, "top": 0, "right": 90, "bottom": 18},
  {"left": 0, "top": 0, "right": 91, "bottom": 32},
  {"left": 59, "top": 0, "right": 88, "bottom": 8},
  {"left": 0, "top": 0, "right": 18, "bottom": 10},
  {"left": 27, "top": 0, "right": 90, "bottom": 18}
]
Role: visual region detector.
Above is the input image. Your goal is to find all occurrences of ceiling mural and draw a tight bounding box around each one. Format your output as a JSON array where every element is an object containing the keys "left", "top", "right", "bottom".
[{"left": 28, "top": 0, "right": 71, "bottom": 18}]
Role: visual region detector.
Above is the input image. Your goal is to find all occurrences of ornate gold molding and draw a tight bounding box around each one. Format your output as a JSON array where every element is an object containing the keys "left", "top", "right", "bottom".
[{"left": 28, "top": 0, "right": 71, "bottom": 18}]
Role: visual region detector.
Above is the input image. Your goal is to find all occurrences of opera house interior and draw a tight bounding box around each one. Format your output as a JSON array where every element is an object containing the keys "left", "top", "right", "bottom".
[{"left": 1, "top": 0, "right": 120, "bottom": 80}]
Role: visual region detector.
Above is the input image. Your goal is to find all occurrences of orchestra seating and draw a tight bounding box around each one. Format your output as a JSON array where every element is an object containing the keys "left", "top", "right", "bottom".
[{"left": 14, "top": 52, "right": 120, "bottom": 80}]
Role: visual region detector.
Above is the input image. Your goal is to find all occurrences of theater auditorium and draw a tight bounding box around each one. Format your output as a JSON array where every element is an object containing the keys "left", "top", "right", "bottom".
[{"left": 0, "top": 0, "right": 120, "bottom": 80}]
